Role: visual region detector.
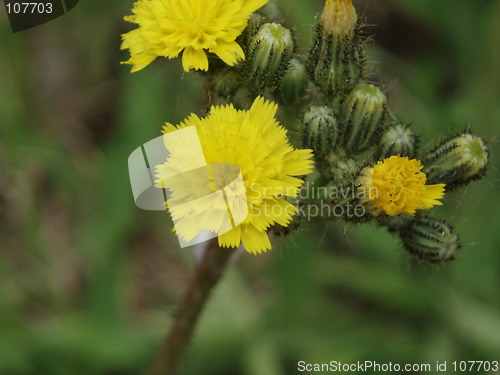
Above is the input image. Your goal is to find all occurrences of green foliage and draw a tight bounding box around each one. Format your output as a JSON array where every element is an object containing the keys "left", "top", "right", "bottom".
[{"left": 0, "top": 0, "right": 499, "bottom": 374}]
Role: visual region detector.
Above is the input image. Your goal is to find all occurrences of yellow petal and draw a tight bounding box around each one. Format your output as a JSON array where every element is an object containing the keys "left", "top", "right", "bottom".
[
  {"left": 418, "top": 184, "right": 446, "bottom": 209},
  {"left": 182, "top": 48, "right": 209, "bottom": 72},
  {"left": 283, "top": 149, "right": 315, "bottom": 176},
  {"left": 218, "top": 225, "right": 242, "bottom": 248},
  {"left": 241, "top": 224, "right": 271, "bottom": 255},
  {"left": 241, "top": 0, "right": 269, "bottom": 14},
  {"left": 121, "top": 53, "right": 157, "bottom": 73},
  {"left": 210, "top": 41, "right": 245, "bottom": 66}
]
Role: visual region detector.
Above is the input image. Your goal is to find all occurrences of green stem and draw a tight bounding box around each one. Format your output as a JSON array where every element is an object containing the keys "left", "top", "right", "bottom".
[{"left": 148, "top": 239, "right": 234, "bottom": 375}]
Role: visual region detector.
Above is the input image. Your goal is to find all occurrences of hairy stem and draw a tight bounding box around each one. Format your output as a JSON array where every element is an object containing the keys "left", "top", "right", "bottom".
[{"left": 148, "top": 239, "right": 234, "bottom": 375}]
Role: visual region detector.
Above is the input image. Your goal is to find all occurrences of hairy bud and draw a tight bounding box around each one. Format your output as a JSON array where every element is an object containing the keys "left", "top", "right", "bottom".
[
  {"left": 376, "top": 124, "right": 419, "bottom": 159},
  {"left": 210, "top": 67, "right": 242, "bottom": 98},
  {"left": 423, "top": 131, "right": 489, "bottom": 190},
  {"left": 279, "top": 59, "right": 308, "bottom": 106},
  {"left": 342, "top": 83, "right": 387, "bottom": 154},
  {"left": 246, "top": 23, "right": 295, "bottom": 91},
  {"left": 303, "top": 106, "right": 339, "bottom": 158},
  {"left": 400, "top": 217, "right": 461, "bottom": 263},
  {"left": 307, "top": 0, "right": 364, "bottom": 97}
]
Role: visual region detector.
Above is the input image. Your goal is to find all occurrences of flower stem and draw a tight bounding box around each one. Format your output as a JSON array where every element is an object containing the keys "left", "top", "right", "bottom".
[{"left": 148, "top": 239, "right": 234, "bottom": 375}]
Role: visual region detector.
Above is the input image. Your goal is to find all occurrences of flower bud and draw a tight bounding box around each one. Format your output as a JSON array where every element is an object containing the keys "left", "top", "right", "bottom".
[
  {"left": 210, "top": 67, "right": 242, "bottom": 98},
  {"left": 307, "top": 0, "right": 364, "bottom": 96},
  {"left": 400, "top": 217, "right": 461, "bottom": 263},
  {"left": 279, "top": 59, "right": 309, "bottom": 106},
  {"left": 324, "top": 153, "right": 358, "bottom": 182},
  {"left": 307, "top": 29, "right": 365, "bottom": 97},
  {"left": 239, "top": 12, "right": 266, "bottom": 53},
  {"left": 342, "top": 83, "right": 387, "bottom": 154},
  {"left": 422, "top": 131, "right": 489, "bottom": 189},
  {"left": 258, "top": 0, "right": 282, "bottom": 22},
  {"left": 376, "top": 124, "right": 419, "bottom": 159},
  {"left": 246, "top": 23, "right": 295, "bottom": 91},
  {"left": 321, "top": 0, "right": 357, "bottom": 38},
  {"left": 302, "top": 106, "right": 339, "bottom": 159}
]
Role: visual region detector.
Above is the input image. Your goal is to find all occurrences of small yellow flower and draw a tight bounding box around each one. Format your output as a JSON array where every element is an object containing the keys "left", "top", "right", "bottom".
[
  {"left": 321, "top": 0, "right": 357, "bottom": 37},
  {"left": 121, "top": 0, "right": 269, "bottom": 73},
  {"left": 359, "top": 156, "right": 446, "bottom": 216},
  {"left": 156, "top": 97, "right": 314, "bottom": 254}
]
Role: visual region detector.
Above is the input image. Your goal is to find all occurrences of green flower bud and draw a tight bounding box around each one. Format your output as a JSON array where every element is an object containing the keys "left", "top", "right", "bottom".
[
  {"left": 400, "top": 217, "right": 461, "bottom": 263},
  {"left": 376, "top": 124, "right": 419, "bottom": 159},
  {"left": 342, "top": 83, "right": 387, "bottom": 154},
  {"left": 246, "top": 23, "right": 295, "bottom": 91},
  {"left": 302, "top": 106, "right": 339, "bottom": 158},
  {"left": 239, "top": 12, "right": 266, "bottom": 54},
  {"left": 210, "top": 67, "right": 242, "bottom": 98},
  {"left": 257, "top": 0, "right": 282, "bottom": 22},
  {"left": 279, "top": 59, "right": 308, "bottom": 106},
  {"left": 307, "top": 0, "right": 365, "bottom": 98},
  {"left": 325, "top": 152, "right": 359, "bottom": 182},
  {"left": 422, "top": 131, "right": 490, "bottom": 189}
]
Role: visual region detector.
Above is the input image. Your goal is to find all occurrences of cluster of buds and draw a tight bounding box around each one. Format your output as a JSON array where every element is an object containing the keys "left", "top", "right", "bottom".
[
  {"left": 204, "top": 0, "right": 490, "bottom": 264},
  {"left": 370, "top": 127, "right": 489, "bottom": 263}
]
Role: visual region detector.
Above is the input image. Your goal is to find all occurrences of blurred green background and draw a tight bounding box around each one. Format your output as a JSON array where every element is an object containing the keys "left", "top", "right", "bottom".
[{"left": 1, "top": 0, "right": 499, "bottom": 374}]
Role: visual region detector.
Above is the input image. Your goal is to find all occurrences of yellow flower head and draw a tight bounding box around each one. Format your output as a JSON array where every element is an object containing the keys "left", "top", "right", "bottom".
[
  {"left": 359, "top": 156, "right": 446, "bottom": 217},
  {"left": 321, "top": 0, "right": 357, "bottom": 37},
  {"left": 121, "top": 0, "right": 269, "bottom": 72},
  {"left": 156, "top": 97, "right": 314, "bottom": 254}
]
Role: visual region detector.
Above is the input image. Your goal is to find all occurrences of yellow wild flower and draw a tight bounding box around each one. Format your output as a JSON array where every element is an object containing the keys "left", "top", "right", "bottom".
[
  {"left": 359, "top": 156, "right": 445, "bottom": 216},
  {"left": 121, "top": 0, "right": 269, "bottom": 72},
  {"left": 156, "top": 97, "right": 314, "bottom": 254}
]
